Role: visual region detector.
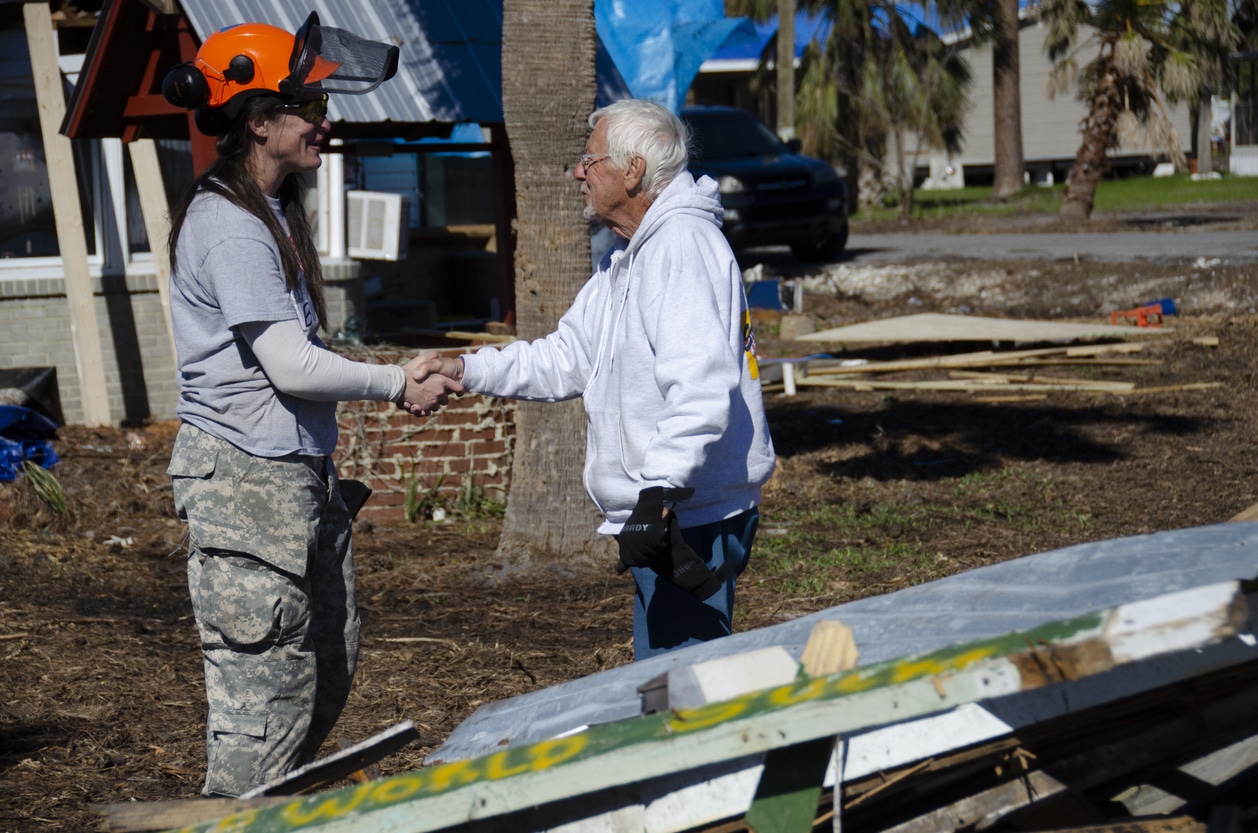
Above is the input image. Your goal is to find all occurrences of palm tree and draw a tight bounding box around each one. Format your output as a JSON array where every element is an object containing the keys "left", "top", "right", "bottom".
[
  {"left": 1041, "top": 0, "right": 1235, "bottom": 222},
  {"left": 854, "top": 13, "right": 971, "bottom": 219},
  {"left": 1174, "top": 0, "right": 1237, "bottom": 174},
  {"left": 989, "top": 0, "right": 1025, "bottom": 199},
  {"left": 497, "top": 0, "right": 609, "bottom": 565},
  {"left": 730, "top": 0, "right": 971, "bottom": 218}
]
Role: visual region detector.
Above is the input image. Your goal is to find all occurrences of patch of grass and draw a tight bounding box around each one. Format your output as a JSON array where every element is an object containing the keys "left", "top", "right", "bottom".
[
  {"left": 752, "top": 502, "right": 942, "bottom": 595},
  {"left": 948, "top": 466, "right": 1092, "bottom": 534},
  {"left": 22, "top": 460, "right": 66, "bottom": 515},
  {"left": 850, "top": 173, "right": 1258, "bottom": 225},
  {"left": 853, "top": 184, "right": 1063, "bottom": 223},
  {"left": 1092, "top": 173, "right": 1258, "bottom": 212},
  {"left": 404, "top": 472, "right": 444, "bottom": 523},
  {"left": 752, "top": 467, "right": 1100, "bottom": 599},
  {"left": 967, "top": 499, "right": 1038, "bottom": 530},
  {"left": 451, "top": 479, "right": 506, "bottom": 519}
]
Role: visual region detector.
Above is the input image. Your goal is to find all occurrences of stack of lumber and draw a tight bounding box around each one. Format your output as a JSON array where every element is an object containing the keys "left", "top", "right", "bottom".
[{"left": 765, "top": 342, "right": 1220, "bottom": 399}]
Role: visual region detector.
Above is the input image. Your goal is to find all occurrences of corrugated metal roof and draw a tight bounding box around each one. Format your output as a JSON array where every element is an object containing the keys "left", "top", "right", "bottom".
[{"left": 179, "top": 0, "right": 503, "bottom": 125}]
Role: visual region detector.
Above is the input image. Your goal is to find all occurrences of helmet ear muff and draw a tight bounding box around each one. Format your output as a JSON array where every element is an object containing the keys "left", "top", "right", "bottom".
[
  {"left": 193, "top": 107, "right": 232, "bottom": 137},
  {"left": 162, "top": 63, "right": 211, "bottom": 109},
  {"left": 224, "top": 54, "right": 255, "bottom": 84}
]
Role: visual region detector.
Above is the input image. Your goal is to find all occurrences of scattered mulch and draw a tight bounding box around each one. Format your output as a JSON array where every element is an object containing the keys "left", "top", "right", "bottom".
[{"left": 3, "top": 243, "right": 1257, "bottom": 831}]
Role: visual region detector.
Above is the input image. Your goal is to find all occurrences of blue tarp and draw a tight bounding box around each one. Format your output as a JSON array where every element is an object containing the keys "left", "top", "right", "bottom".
[
  {"left": 706, "top": 10, "right": 832, "bottom": 63},
  {"left": 596, "top": 0, "right": 755, "bottom": 112},
  {"left": 0, "top": 405, "right": 59, "bottom": 482}
]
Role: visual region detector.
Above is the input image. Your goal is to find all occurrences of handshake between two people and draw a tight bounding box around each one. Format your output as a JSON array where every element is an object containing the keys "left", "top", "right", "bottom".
[{"left": 398, "top": 351, "right": 467, "bottom": 418}]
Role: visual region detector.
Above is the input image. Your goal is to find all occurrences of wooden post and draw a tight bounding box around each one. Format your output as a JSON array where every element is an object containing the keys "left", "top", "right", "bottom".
[
  {"left": 24, "top": 2, "right": 111, "bottom": 426},
  {"left": 126, "top": 138, "right": 177, "bottom": 366}
]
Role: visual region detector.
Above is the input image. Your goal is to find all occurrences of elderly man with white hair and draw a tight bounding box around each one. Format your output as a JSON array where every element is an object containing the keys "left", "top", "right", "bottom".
[{"left": 412, "top": 99, "right": 776, "bottom": 660}]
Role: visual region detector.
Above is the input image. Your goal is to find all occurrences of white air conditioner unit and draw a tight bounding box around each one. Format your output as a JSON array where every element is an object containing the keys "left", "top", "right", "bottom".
[{"left": 346, "top": 190, "right": 408, "bottom": 261}]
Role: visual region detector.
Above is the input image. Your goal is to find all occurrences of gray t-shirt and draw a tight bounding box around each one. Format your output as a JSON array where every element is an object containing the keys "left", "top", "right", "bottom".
[{"left": 171, "top": 190, "right": 337, "bottom": 457}]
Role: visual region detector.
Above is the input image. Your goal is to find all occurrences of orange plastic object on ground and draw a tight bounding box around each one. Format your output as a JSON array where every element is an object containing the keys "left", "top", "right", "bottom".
[{"left": 1110, "top": 303, "right": 1164, "bottom": 327}]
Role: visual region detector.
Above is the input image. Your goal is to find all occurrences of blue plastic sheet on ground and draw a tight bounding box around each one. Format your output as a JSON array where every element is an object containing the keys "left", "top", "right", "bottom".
[
  {"left": 596, "top": 0, "right": 754, "bottom": 112},
  {"left": 0, "top": 405, "right": 59, "bottom": 482}
]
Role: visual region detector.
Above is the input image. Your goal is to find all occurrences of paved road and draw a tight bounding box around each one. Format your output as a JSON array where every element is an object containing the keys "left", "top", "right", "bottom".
[{"left": 840, "top": 229, "right": 1258, "bottom": 264}]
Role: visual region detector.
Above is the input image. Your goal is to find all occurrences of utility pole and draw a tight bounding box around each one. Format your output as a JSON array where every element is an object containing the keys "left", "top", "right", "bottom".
[{"left": 776, "top": 0, "right": 795, "bottom": 142}]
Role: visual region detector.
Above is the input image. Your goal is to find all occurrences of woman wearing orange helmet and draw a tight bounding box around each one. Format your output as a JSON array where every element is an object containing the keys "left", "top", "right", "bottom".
[{"left": 161, "top": 13, "right": 455, "bottom": 797}]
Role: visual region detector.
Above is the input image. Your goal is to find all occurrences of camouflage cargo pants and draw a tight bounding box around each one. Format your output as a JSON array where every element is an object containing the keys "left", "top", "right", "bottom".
[{"left": 168, "top": 423, "right": 360, "bottom": 797}]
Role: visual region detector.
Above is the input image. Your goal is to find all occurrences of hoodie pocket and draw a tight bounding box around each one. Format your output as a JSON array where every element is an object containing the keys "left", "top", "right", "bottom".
[
  {"left": 617, "top": 412, "right": 646, "bottom": 475},
  {"left": 586, "top": 407, "right": 634, "bottom": 480},
  {"left": 583, "top": 406, "right": 643, "bottom": 518}
]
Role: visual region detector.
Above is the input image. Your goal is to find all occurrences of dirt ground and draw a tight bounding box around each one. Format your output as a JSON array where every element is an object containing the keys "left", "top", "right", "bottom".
[{"left": 3, "top": 207, "right": 1258, "bottom": 831}]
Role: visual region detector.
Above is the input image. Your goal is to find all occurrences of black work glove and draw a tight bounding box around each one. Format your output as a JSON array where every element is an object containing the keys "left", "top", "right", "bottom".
[
  {"left": 615, "top": 487, "right": 726, "bottom": 601},
  {"left": 616, "top": 486, "right": 695, "bottom": 575}
]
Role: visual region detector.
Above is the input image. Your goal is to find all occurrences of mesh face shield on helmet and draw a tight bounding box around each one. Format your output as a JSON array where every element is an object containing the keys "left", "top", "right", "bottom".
[{"left": 162, "top": 11, "right": 399, "bottom": 135}]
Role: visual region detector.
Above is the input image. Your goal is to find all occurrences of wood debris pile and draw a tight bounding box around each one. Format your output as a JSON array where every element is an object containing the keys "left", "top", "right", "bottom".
[{"left": 764, "top": 341, "right": 1221, "bottom": 399}]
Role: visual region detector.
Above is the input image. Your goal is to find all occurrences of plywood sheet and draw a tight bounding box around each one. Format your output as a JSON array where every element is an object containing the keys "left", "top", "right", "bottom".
[{"left": 799, "top": 313, "right": 1171, "bottom": 344}]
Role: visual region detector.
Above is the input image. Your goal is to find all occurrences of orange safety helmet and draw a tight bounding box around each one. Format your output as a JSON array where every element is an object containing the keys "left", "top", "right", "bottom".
[{"left": 163, "top": 11, "right": 399, "bottom": 135}]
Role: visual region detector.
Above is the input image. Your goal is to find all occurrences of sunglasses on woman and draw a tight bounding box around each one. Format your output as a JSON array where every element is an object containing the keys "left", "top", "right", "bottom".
[{"left": 279, "top": 94, "right": 329, "bottom": 124}]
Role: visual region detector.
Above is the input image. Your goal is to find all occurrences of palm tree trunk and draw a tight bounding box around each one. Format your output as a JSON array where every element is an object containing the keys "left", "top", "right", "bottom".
[
  {"left": 498, "top": 0, "right": 609, "bottom": 566},
  {"left": 894, "top": 124, "right": 914, "bottom": 221},
  {"left": 857, "top": 156, "right": 884, "bottom": 208},
  {"left": 990, "top": 0, "right": 1024, "bottom": 200},
  {"left": 1061, "top": 64, "right": 1122, "bottom": 223}
]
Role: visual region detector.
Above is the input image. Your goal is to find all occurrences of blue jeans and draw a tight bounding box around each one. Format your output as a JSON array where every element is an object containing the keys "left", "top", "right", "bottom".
[{"left": 630, "top": 508, "right": 759, "bottom": 661}]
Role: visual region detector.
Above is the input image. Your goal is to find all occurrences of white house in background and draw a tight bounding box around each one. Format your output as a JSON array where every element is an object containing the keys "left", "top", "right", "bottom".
[
  {"left": 1231, "top": 50, "right": 1258, "bottom": 176},
  {"left": 919, "top": 16, "right": 1194, "bottom": 189}
]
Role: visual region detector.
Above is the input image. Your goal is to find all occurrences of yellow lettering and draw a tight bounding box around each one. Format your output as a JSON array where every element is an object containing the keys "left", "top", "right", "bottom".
[
  {"left": 530, "top": 735, "right": 588, "bottom": 771},
  {"left": 369, "top": 773, "right": 426, "bottom": 806},
  {"left": 890, "top": 657, "right": 945, "bottom": 684},
  {"left": 209, "top": 810, "right": 261, "bottom": 833},
  {"left": 668, "top": 699, "right": 748, "bottom": 734},
  {"left": 281, "top": 784, "right": 371, "bottom": 825},
  {"left": 425, "top": 759, "right": 482, "bottom": 793},
  {"left": 835, "top": 670, "right": 878, "bottom": 693},
  {"left": 766, "top": 677, "right": 828, "bottom": 708},
  {"left": 485, "top": 748, "right": 534, "bottom": 780},
  {"left": 890, "top": 647, "right": 996, "bottom": 684}
]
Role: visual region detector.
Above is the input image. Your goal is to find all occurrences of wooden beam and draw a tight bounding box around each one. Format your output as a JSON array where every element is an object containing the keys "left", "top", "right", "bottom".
[
  {"left": 799, "top": 313, "right": 1171, "bottom": 345},
  {"left": 805, "top": 343, "right": 1146, "bottom": 378},
  {"left": 122, "top": 93, "right": 185, "bottom": 118},
  {"left": 94, "top": 796, "right": 292, "bottom": 833},
  {"left": 1229, "top": 502, "right": 1258, "bottom": 523},
  {"left": 97, "top": 723, "right": 422, "bottom": 831},
  {"left": 125, "top": 138, "right": 176, "bottom": 367},
  {"left": 239, "top": 721, "right": 421, "bottom": 798},
  {"left": 137, "top": 0, "right": 180, "bottom": 15},
  {"left": 24, "top": 2, "right": 111, "bottom": 426}
]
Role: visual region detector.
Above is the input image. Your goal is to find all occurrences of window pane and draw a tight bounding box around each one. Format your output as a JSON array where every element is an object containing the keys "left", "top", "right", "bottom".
[
  {"left": 123, "top": 150, "right": 148, "bottom": 253},
  {"left": 0, "top": 23, "right": 96, "bottom": 259},
  {"left": 423, "top": 154, "right": 493, "bottom": 227},
  {"left": 0, "top": 28, "right": 57, "bottom": 257}
]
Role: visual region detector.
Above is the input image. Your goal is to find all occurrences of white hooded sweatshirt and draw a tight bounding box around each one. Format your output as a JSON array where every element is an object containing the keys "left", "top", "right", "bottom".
[{"left": 461, "top": 172, "right": 776, "bottom": 534}]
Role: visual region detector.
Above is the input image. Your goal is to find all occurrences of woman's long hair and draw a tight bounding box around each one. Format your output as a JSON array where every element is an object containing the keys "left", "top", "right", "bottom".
[{"left": 167, "top": 94, "right": 328, "bottom": 330}]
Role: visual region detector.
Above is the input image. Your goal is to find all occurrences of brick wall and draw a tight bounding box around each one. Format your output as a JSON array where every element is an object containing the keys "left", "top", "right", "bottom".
[
  {"left": 0, "top": 272, "right": 178, "bottom": 425},
  {"left": 332, "top": 347, "right": 517, "bottom": 522}
]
